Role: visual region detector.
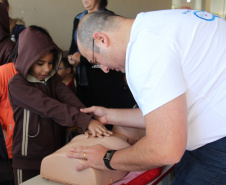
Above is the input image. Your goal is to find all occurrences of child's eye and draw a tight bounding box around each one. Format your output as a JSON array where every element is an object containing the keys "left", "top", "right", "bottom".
[
  {"left": 49, "top": 60, "right": 53, "bottom": 65},
  {"left": 37, "top": 63, "right": 43, "bottom": 66}
]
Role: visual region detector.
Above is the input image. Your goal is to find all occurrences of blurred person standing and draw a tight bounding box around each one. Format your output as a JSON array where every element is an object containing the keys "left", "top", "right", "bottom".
[
  {"left": 0, "top": 62, "right": 17, "bottom": 163},
  {"left": 57, "top": 57, "right": 77, "bottom": 95},
  {"left": 68, "top": 0, "right": 135, "bottom": 111},
  {"left": 0, "top": 2, "right": 15, "bottom": 64},
  {"left": 0, "top": 0, "right": 26, "bottom": 42}
]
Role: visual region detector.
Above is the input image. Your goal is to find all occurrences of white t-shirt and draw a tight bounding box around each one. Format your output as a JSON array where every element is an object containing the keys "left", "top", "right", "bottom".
[{"left": 126, "top": 9, "right": 226, "bottom": 150}]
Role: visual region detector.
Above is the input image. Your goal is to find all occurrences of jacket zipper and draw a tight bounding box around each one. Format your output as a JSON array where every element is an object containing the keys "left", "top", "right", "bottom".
[{"left": 43, "top": 80, "right": 56, "bottom": 149}]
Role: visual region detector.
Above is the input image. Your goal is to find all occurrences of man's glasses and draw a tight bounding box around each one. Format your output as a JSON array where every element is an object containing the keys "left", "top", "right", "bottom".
[{"left": 91, "top": 39, "right": 102, "bottom": 69}]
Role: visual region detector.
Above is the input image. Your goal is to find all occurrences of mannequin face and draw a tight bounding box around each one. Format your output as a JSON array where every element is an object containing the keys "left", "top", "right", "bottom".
[{"left": 82, "top": 0, "right": 99, "bottom": 12}]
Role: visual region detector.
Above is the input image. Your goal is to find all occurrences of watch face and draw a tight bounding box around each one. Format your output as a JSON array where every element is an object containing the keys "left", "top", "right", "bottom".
[{"left": 104, "top": 151, "right": 111, "bottom": 160}]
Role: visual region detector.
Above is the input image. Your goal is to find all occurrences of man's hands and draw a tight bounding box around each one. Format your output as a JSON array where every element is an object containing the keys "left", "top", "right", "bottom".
[
  {"left": 67, "top": 144, "right": 109, "bottom": 171},
  {"left": 81, "top": 106, "right": 109, "bottom": 124},
  {"left": 81, "top": 106, "right": 146, "bottom": 128},
  {"left": 85, "top": 119, "right": 112, "bottom": 138},
  {"left": 70, "top": 107, "right": 112, "bottom": 170}
]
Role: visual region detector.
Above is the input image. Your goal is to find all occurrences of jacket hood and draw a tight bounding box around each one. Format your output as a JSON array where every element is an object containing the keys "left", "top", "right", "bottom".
[
  {"left": 0, "top": 3, "right": 10, "bottom": 42},
  {"left": 15, "top": 27, "right": 62, "bottom": 81}
]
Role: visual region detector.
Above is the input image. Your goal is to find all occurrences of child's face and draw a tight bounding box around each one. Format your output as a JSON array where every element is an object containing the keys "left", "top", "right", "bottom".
[
  {"left": 57, "top": 61, "right": 67, "bottom": 79},
  {"left": 30, "top": 52, "right": 54, "bottom": 81}
]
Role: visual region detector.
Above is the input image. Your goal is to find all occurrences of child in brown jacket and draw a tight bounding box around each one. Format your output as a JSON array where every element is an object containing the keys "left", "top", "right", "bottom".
[{"left": 8, "top": 26, "right": 111, "bottom": 185}]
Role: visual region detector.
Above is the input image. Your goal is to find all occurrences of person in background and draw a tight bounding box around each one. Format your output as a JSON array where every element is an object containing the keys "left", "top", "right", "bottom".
[
  {"left": 58, "top": 57, "right": 79, "bottom": 142},
  {"left": 67, "top": 10, "right": 226, "bottom": 185},
  {"left": 0, "top": 2, "right": 17, "bottom": 169},
  {"left": 8, "top": 26, "right": 112, "bottom": 185},
  {"left": 68, "top": 0, "right": 113, "bottom": 55},
  {"left": 68, "top": 0, "right": 135, "bottom": 112},
  {"left": 0, "top": 61, "right": 17, "bottom": 164},
  {"left": 0, "top": 0, "right": 26, "bottom": 42},
  {"left": 0, "top": 2, "right": 15, "bottom": 65},
  {"left": 57, "top": 57, "right": 77, "bottom": 95}
]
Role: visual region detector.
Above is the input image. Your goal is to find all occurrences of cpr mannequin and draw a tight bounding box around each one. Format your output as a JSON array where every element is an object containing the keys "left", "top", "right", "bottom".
[{"left": 40, "top": 126, "right": 145, "bottom": 185}]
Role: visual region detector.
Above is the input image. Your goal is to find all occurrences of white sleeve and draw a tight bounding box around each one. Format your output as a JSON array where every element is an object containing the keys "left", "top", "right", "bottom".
[{"left": 126, "top": 33, "right": 186, "bottom": 116}]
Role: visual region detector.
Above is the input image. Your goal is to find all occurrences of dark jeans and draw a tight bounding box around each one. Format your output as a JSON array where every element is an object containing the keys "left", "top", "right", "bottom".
[{"left": 172, "top": 137, "right": 226, "bottom": 185}]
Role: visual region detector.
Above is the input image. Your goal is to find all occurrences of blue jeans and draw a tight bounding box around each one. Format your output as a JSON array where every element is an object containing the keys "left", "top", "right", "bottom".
[{"left": 171, "top": 137, "right": 226, "bottom": 185}]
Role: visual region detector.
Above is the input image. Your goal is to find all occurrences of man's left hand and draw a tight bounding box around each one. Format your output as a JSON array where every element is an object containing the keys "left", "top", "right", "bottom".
[{"left": 66, "top": 144, "right": 110, "bottom": 171}]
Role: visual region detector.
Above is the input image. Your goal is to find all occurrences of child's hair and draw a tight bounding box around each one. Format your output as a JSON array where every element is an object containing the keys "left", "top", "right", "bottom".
[
  {"left": 9, "top": 25, "right": 52, "bottom": 63},
  {"left": 61, "top": 57, "right": 74, "bottom": 75}
]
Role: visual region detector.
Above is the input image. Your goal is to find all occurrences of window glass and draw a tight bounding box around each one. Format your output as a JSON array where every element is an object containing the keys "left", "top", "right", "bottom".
[
  {"left": 210, "top": 0, "right": 226, "bottom": 19},
  {"left": 172, "top": 0, "right": 204, "bottom": 10},
  {"left": 172, "top": 0, "right": 226, "bottom": 19}
]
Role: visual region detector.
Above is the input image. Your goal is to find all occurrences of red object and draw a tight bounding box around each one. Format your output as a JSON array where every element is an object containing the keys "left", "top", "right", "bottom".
[{"left": 122, "top": 167, "right": 162, "bottom": 185}]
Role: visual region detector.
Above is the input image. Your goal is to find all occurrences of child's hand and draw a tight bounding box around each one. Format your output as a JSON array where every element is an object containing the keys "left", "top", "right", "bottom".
[{"left": 85, "top": 119, "right": 113, "bottom": 138}]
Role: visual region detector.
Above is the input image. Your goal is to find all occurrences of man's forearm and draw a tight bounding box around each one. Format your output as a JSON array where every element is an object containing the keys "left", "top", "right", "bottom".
[
  {"left": 109, "top": 94, "right": 187, "bottom": 171},
  {"left": 107, "top": 108, "right": 145, "bottom": 128},
  {"left": 109, "top": 134, "right": 184, "bottom": 171},
  {"left": 109, "top": 136, "right": 165, "bottom": 171}
]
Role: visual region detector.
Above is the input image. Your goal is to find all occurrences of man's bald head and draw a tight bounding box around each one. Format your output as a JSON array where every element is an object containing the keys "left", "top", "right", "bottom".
[{"left": 77, "top": 11, "right": 120, "bottom": 51}]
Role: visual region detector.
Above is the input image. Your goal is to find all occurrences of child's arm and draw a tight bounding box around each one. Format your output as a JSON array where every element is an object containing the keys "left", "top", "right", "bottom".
[
  {"left": 54, "top": 74, "right": 112, "bottom": 137},
  {"left": 8, "top": 74, "right": 91, "bottom": 132}
]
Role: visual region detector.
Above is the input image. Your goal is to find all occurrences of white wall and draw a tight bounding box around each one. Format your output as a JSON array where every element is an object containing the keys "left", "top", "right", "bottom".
[{"left": 8, "top": 0, "right": 171, "bottom": 51}]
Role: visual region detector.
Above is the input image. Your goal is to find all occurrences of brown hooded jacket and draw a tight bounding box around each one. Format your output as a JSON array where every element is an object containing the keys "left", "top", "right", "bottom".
[{"left": 8, "top": 27, "right": 92, "bottom": 170}]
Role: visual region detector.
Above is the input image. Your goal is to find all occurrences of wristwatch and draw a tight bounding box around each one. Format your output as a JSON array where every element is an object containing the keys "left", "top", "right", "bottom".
[{"left": 103, "top": 150, "right": 117, "bottom": 170}]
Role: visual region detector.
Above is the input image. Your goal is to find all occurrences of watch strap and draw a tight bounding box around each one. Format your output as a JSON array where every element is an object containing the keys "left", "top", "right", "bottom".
[{"left": 103, "top": 150, "right": 116, "bottom": 170}]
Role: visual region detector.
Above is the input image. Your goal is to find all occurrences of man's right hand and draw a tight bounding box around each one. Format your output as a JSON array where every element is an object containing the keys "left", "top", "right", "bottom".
[{"left": 80, "top": 106, "right": 109, "bottom": 125}]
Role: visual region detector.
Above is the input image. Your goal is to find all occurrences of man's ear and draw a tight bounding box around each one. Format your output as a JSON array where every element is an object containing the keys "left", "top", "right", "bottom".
[{"left": 93, "top": 32, "right": 109, "bottom": 48}]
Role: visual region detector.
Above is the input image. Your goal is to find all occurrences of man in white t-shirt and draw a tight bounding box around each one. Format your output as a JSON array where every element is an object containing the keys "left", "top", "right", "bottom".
[{"left": 66, "top": 10, "right": 226, "bottom": 184}]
